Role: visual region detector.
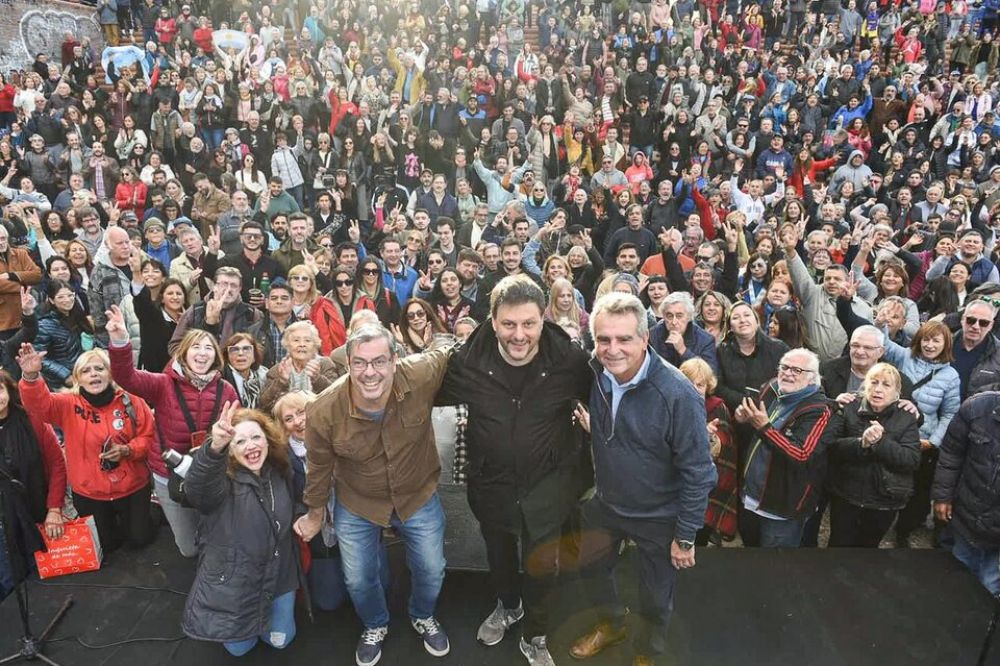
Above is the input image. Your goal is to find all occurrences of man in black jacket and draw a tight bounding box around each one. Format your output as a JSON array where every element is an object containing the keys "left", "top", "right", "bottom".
[
  {"left": 933, "top": 391, "right": 1000, "bottom": 596},
  {"left": 437, "top": 275, "right": 591, "bottom": 666}
]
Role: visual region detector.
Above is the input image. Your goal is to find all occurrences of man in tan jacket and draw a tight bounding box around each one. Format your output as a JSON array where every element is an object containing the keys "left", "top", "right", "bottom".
[{"left": 295, "top": 324, "right": 452, "bottom": 666}]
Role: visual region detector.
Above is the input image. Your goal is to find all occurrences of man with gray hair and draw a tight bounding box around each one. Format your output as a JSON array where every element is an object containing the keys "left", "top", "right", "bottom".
[
  {"left": 734, "top": 348, "right": 833, "bottom": 547},
  {"left": 296, "top": 323, "right": 454, "bottom": 666},
  {"left": 569, "top": 292, "right": 715, "bottom": 666},
  {"left": 649, "top": 291, "right": 719, "bottom": 372}
]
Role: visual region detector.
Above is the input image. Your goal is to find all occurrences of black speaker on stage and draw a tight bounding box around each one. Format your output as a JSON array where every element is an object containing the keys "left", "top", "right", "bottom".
[{"left": 438, "top": 484, "right": 488, "bottom": 572}]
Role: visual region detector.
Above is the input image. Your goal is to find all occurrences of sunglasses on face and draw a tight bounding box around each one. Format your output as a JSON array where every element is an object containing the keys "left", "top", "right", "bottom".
[
  {"left": 289, "top": 275, "right": 311, "bottom": 282},
  {"left": 966, "top": 316, "right": 992, "bottom": 328},
  {"left": 334, "top": 279, "right": 353, "bottom": 287},
  {"left": 362, "top": 268, "right": 380, "bottom": 276},
  {"left": 406, "top": 310, "right": 427, "bottom": 320}
]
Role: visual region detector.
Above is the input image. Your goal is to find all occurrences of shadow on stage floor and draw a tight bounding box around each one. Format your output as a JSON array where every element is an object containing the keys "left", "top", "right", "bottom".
[{"left": 2, "top": 527, "right": 996, "bottom": 666}]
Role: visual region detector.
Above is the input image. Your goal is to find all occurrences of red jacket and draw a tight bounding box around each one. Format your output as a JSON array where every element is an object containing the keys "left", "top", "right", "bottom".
[
  {"left": 193, "top": 26, "right": 214, "bottom": 54},
  {"left": 27, "top": 410, "right": 67, "bottom": 510},
  {"left": 155, "top": 17, "right": 177, "bottom": 45},
  {"left": 20, "top": 378, "right": 153, "bottom": 501},
  {"left": 0, "top": 84, "right": 16, "bottom": 113},
  {"left": 309, "top": 294, "right": 375, "bottom": 354},
  {"left": 115, "top": 179, "right": 148, "bottom": 216},
  {"left": 109, "top": 342, "right": 239, "bottom": 478}
]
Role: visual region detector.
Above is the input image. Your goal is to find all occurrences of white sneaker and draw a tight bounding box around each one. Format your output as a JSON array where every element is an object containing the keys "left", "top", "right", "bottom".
[
  {"left": 477, "top": 599, "right": 525, "bottom": 646},
  {"left": 519, "top": 635, "right": 556, "bottom": 666}
]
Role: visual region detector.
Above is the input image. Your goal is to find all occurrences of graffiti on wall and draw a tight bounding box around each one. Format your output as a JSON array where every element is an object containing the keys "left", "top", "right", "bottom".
[{"left": 0, "top": 4, "right": 102, "bottom": 73}]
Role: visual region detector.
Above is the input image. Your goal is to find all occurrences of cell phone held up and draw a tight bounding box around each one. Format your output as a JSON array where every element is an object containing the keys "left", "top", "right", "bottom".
[{"left": 99, "top": 436, "right": 120, "bottom": 472}]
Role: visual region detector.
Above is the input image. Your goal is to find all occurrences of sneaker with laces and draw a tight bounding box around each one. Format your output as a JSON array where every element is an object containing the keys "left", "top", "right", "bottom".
[
  {"left": 520, "top": 635, "right": 556, "bottom": 666},
  {"left": 355, "top": 626, "right": 388, "bottom": 666},
  {"left": 478, "top": 599, "right": 525, "bottom": 646},
  {"left": 411, "top": 616, "right": 450, "bottom": 657}
]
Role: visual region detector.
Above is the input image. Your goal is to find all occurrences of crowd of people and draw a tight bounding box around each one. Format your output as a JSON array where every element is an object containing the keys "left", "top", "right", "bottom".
[{"left": 1, "top": 0, "right": 1000, "bottom": 663}]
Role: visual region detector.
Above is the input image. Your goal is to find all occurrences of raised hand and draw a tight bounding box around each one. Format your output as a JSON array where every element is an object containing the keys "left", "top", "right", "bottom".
[
  {"left": 348, "top": 220, "right": 360, "bottom": 243},
  {"left": 207, "top": 225, "right": 221, "bottom": 253},
  {"left": 20, "top": 286, "right": 36, "bottom": 315},
  {"left": 417, "top": 269, "right": 432, "bottom": 291},
  {"left": 128, "top": 248, "right": 142, "bottom": 275},
  {"left": 210, "top": 401, "right": 239, "bottom": 451},
  {"left": 16, "top": 343, "right": 46, "bottom": 377},
  {"left": 105, "top": 305, "right": 129, "bottom": 344}
]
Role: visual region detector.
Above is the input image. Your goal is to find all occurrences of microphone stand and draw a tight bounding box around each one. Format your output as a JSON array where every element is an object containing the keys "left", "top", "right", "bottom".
[
  {"left": 0, "top": 466, "right": 73, "bottom": 665},
  {"left": 977, "top": 594, "right": 1000, "bottom": 666}
]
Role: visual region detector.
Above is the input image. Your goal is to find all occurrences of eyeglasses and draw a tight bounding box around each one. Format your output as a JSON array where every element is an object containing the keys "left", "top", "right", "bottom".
[
  {"left": 777, "top": 363, "right": 814, "bottom": 377},
  {"left": 289, "top": 275, "right": 312, "bottom": 282},
  {"left": 406, "top": 310, "right": 427, "bottom": 320},
  {"left": 965, "top": 316, "right": 993, "bottom": 328},
  {"left": 362, "top": 268, "right": 380, "bottom": 276},
  {"left": 349, "top": 356, "right": 391, "bottom": 372},
  {"left": 320, "top": 241, "right": 333, "bottom": 248},
  {"left": 428, "top": 259, "right": 444, "bottom": 265},
  {"left": 334, "top": 279, "right": 353, "bottom": 287},
  {"left": 849, "top": 343, "right": 881, "bottom": 352},
  {"left": 696, "top": 254, "right": 714, "bottom": 262},
  {"left": 242, "top": 233, "right": 263, "bottom": 240},
  {"left": 227, "top": 345, "right": 254, "bottom": 354}
]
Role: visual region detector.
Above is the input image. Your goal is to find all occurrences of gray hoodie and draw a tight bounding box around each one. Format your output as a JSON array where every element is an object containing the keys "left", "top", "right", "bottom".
[{"left": 830, "top": 150, "right": 873, "bottom": 193}]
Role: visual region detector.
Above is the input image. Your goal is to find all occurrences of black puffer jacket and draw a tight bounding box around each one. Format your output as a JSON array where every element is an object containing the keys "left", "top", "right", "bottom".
[
  {"left": 932, "top": 392, "right": 1000, "bottom": 549},
  {"left": 436, "top": 321, "right": 591, "bottom": 532},
  {"left": 181, "top": 445, "right": 306, "bottom": 643},
  {"left": 827, "top": 400, "right": 922, "bottom": 511}
]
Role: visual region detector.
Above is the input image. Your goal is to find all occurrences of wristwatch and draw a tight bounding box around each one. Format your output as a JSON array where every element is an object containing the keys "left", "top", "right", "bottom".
[{"left": 676, "top": 539, "right": 695, "bottom": 551}]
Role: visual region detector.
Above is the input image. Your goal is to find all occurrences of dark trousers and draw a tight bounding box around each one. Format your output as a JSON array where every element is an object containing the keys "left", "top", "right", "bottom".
[
  {"left": 827, "top": 496, "right": 897, "bottom": 548},
  {"left": 895, "top": 448, "right": 938, "bottom": 539},
  {"left": 480, "top": 519, "right": 560, "bottom": 639},
  {"left": 72, "top": 484, "right": 154, "bottom": 554},
  {"left": 576, "top": 498, "right": 677, "bottom": 656}
]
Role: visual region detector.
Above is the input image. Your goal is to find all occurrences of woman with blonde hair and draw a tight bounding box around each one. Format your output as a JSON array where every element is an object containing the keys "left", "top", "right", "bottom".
[
  {"left": 104, "top": 306, "right": 239, "bottom": 557},
  {"left": 679, "top": 358, "right": 738, "bottom": 545},
  {"left": 18, "top": 344, "right": 155, "bottom": 553},
  {"left": 826, "top": 363, "right": 920, "bottom": 547},
  {"left": 288, "top": 263, "right": 349, "bottom": 354},
  {"left": 544, "top": 277, "right": 588, "bottom": 331},
  {"left": 258, "top": 321, "right": 339, "bottom": 413}
]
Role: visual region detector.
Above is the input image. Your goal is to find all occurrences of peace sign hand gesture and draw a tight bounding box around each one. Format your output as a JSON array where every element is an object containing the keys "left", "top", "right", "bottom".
[
  {"left": 210, "top": 401, "right": 240, "bottom": 451},
  {"left": 207, "top": 225, "right": 221, "bottom": 253},
  {"left": 20, "top": 286, "right": 36, "bottom": 316},
  {"left": 105, "top": 305, "right": 129, "bottom": 345},
  {"left": 417, "top": 269, "right": 432, "bottom": 291},
  {"left": 348, "top": 220, "right": 361, "bottom": 243}
]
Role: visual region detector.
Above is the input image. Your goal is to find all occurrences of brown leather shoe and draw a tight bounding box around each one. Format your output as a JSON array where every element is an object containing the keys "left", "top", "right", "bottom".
[
  {"left": 569, "top": 622, "right": 628, "bottom": 660},
  {"left": 633, "top": 656, "right": 654, "bottom": 666}
]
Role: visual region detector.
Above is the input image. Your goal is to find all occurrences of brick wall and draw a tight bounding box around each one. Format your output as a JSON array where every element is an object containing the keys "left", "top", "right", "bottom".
[{"left": 0, "top": 0, "right": 103, "bottom": 74}]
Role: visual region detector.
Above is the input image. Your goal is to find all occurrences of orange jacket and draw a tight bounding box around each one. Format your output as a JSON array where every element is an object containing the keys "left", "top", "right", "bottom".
[
  {"left": 20, "top": 378, "right": 153, "bottom": 501},
  {"left": 0, "top": 247, "right": 41, "bottom": 331}
]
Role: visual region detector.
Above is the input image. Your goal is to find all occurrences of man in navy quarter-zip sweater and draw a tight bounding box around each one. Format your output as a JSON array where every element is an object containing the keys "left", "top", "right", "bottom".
[{"left": 570, "top": 292, "right": 716, "bottom": 666}]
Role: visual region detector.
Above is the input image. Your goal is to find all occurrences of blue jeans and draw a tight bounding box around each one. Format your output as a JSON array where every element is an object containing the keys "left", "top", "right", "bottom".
[
  {"left": 286, "top": 184, "right": 304, "bottom": 210},
  {"left": 202, "top": 128, "right": 225, "bottom": 152},
  {"left": 950, "top": 529, "right": 1000, "bottom": 597},
  {"left": 336, "top": 493, "right": 446, "bottom": 628},
  {"left": 223, "top": 591, "right": 297, "bottom": 656},
  {"left": 738, "top": 507, "right": 806, "bottom": 548}
]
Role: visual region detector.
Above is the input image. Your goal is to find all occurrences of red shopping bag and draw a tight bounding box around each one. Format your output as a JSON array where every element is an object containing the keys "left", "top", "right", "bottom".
[{"left": 33, "top": 516, "right": 103, "bottom": 579}]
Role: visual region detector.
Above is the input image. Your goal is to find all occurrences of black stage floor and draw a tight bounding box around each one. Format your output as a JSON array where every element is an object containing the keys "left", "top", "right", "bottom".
[{"left": 2, "top": 529, "right": 996, "bottom": 666}]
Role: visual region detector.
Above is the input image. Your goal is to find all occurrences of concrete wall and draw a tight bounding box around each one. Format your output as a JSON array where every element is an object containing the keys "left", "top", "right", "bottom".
[{"left": 0, "top": 0, "right": 103, "bottom": 74}]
